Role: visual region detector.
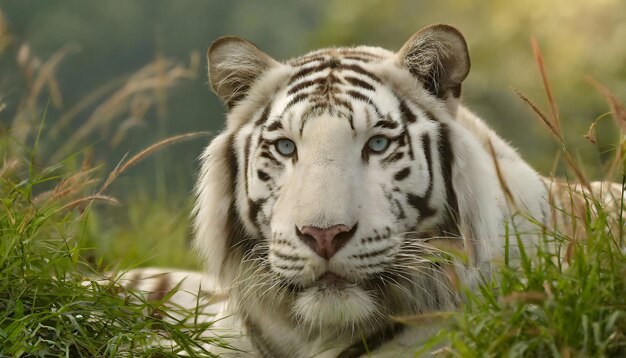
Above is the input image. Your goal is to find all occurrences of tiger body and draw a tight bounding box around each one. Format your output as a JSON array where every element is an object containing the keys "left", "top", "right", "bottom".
[{"left": 120, "top": 25, "right": 624, "bottom": 357}]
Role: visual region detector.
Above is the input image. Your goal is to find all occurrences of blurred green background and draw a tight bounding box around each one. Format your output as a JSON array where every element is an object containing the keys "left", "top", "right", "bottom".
[{"left": 1, "top": 0, "right": 625, "bottom": 269}]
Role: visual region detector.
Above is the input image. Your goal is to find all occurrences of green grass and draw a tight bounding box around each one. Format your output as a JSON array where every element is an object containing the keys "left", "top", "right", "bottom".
[
  {"left": 422, "top": 204, "right": 626, "bottom": 357},
  {"left": 0, "top": 125, "right": 222, "bottom": 357}
]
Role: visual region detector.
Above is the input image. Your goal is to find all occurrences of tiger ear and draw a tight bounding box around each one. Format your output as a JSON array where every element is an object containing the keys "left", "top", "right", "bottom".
[
  {"left": 396, "top": 24, "right": 470, "bottom": 99},
  {"left": 208, "top": 36, "right": 280, "bottom": 108},
  {"left": 193, "top": 132, "right": 245, "bottom": 287}
]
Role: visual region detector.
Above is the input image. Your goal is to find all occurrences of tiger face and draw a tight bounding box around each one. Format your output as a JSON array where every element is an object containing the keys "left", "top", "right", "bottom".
[{"left": 194, "top": 25, "right": 506, "bottom": 345}]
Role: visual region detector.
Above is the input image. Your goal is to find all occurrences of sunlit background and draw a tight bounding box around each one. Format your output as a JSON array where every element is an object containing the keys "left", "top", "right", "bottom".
[{"left": 1, "top": 0, "right": 625, "bottom": 269}]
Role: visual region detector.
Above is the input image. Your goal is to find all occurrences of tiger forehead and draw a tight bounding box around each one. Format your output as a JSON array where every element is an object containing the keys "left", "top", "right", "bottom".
[
  {"left": 286, "top": 47, "right": 391, "bottom": 66},
  {"left": 265, "top": 47, "right": 401, "bottom": 131}
]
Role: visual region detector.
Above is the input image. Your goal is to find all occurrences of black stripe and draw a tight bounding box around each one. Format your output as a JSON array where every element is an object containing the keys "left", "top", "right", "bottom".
[
  {"left": 394, "top": 167, "right": 411, "bottom": 181},
  {"left": 346, "top": 89, "right": 370, "bottom": 102},
  {"left": 422, "top": 133, "right": 434, "bottom": 195},
  {"left": 348, "top": 113, "right": 355, "bottom": 132},
  {"left": 406, "top": 193, "right": 436, "bottom": 218},
  {"left": 394, "top": 198, "right": 406, "bottom": 220},
  {"left": 260, "top": 151, "right": 281, "bottom": 166},
  {"left": 338, "top": 50, "right": 384, "bottom": 59},
  {"left": 334, "top": 98, "right": 353, "bottom": 113},
  {"left": 381, "top": 151, "right": 404, "bottom": 164},
  {"left": 404, "top": 133, "right": 436, "bottom": 218},
  {"left": 350, "top": 247, "right": 390, "bottom": 260},
  {"left": 287, "top": 78, "right": 319, "bottom": 95},
  {"left": 344, "top": 75, "right": 375, "bottom": 91},
  {"left": 221, "top": 135, "right": 249, "bottom": 276},
  {"left": 438, "top": 123, "right": 459, "bottom": 224},
  {"left": 254, "top": 106, "right": 271, "bottom": 126},
  {"left": 338, "top": 63, "right": 381, "bottom": 83},
  {"left": 374, "top": 119, "right": 399, "bottom": 129},
  {"left": 288, "top": 63, "right": 328, "bottom": 84},
  {"left": 257, "top": 170, "right": 270, "bottom": 182},
  {"left": 420, "top": 133, "right": 437, "bottom": 218},
  {"left": 361, "top": 144, "right": 370, "bottom": 163},
  {"left": 248, "top": 198, "right": 265, "bottom": 229},
  {"left": 273, "top": 264, "right": 305, "bottom": 271},
  {"left": 424, "top": 110, "right": 439, "bottom": 122},
  {"left": 271, "top": 251, "right": 303, "bottom": 262},
  {"left": 147, "top": 273, "right": 171, "bottom": 304},
  {"left": 266, "top": 120, "right": 283, "bottom": 132},
  {"left": 399, "top": 100, "right": 416, "bottom": 123},
  {"left": 243, "top": 134, "right": 252, "bottom": 196},
  {"left": 289, "top": 55, "right": 326, "bottom": 67},
  {"left": 285, "top": 92, "right": 309, "bottom": 109},
  {"left": 404, "top": 130, "right": 415, "bottom": 160}
]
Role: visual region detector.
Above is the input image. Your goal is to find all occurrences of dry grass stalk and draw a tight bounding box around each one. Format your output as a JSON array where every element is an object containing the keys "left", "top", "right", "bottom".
[
  {"left": 389, "top": 311, "right": 454, "bottom": 326},
  {"left": 587, "top": 77, "right": 626, "bottom": 179},
  {"left": 531, "top": 37, "right": 562, "bottom": 137},
  {"left": 50, "top": 76, "right": 127, "bottom": 137},
  {"left": 499, "top": 291, "right": 546, "bottom": 305},
  {"left": 587, "top": 77, "right": 626, "bottom": 134},
  {"left": 513, "top": 88, "right": 563, "bottom": 143},
  {"left": 110, "top": 97, "right": 152, "bottom": 147},
  {"left": 98, "top": 131, "right": 210, "bottom": 194},
  {"left": 584, "top": 120, "right": 598, "bottom": 145},
  {"left": 10, "top": 43, "right": 76, "bottom": 147},
  {"left": 52, "top": 55, "right": 198, "bottom": 161},
  {"left": 564, "top": 238, "right": 577, "bottom": 264},
  {"left": 443, "top": 264, "right": 461, "bottom": 292},
  {"left": 487, "top": 139, "right": 517, "bottom": 210},
  {"left": 1, "top": 200, "right": 16, "bottom": 225},
  {"left": 606, "top": 141, "right": 626, "bottom": 180},
  {"left": 27, "top": 44, "right": 80, "bottom": 109},
  {"left": 56, "top": 195, "right": 120, "bottom": 213},
  {"left": 562, "top": 151, "right": 592, "bottom": 192},
  {"left": 0, "top": 158, "right": 21, "bottom": 178},
  {"left": 515, "top": 41, "right": 592, "bottom": 192},
  {"left": 542, "top": 281, "right": 554, "bottom": 300}
]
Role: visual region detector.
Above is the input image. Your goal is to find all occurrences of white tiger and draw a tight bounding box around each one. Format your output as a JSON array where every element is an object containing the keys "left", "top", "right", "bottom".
[{"left": 122, "top": 24, "right": 624, "bottom": 357}]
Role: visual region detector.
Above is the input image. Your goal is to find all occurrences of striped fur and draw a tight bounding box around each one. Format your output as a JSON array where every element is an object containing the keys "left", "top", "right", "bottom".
[{"left": 180, "top": 24, "right": 624, "bottom": 357}]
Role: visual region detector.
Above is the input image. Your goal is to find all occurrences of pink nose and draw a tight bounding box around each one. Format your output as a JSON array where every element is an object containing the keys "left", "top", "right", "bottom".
[{"left": 296, "top": 224, "right": 358, "bottom": 259}]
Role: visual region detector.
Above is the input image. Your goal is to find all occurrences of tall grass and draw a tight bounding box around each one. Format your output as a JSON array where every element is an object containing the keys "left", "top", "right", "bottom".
[
  {"left": 416, "top": 40, "right": 626, "bottom": 357},
  {"left": 0, "top": 127, "right": 221, "bottom": 356},
  {"left": 0, "top": 23, "right": 223, "bottom": 356}
]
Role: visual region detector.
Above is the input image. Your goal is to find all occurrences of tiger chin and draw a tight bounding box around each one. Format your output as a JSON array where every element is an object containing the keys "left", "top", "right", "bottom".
[{"left": 189, "top": 24, "right": 623, "bottom": 357}]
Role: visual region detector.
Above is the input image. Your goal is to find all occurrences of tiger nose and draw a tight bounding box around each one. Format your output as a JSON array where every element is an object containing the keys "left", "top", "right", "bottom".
[{"left": 296, "top": 223, "right": 358, "bottom": 259}]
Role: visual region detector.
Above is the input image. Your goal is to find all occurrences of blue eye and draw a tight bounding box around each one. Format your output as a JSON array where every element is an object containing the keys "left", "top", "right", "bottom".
[
  {"left": 275, "top": 138, "right": 296, "bottom": 156},
  {"left": 367, "top": 135, "right": 390, "bottom": 153}
]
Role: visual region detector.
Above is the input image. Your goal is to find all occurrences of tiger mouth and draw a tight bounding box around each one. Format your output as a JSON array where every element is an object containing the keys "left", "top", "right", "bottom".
[{"left": 317, "top": 271, "right": 349, "bottom": 286}]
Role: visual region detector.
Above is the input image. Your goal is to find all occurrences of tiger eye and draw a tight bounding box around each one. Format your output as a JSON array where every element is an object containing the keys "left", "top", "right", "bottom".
[
  {"left": 275, "top": 138, "right": 296, "bottom": 156},
  {"left": 367, "top": 135, "right": 390, "bottom": 153}
]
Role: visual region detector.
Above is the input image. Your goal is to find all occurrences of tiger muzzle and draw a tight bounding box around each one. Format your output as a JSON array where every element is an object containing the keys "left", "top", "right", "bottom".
[{"left": 296, "top": 223, "right": 358, "bottom": 259}]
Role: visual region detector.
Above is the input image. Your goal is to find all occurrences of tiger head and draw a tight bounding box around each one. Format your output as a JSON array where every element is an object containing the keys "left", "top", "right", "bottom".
[{"left": 194, "top": 25, "right": 504, "bottom": 340}]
